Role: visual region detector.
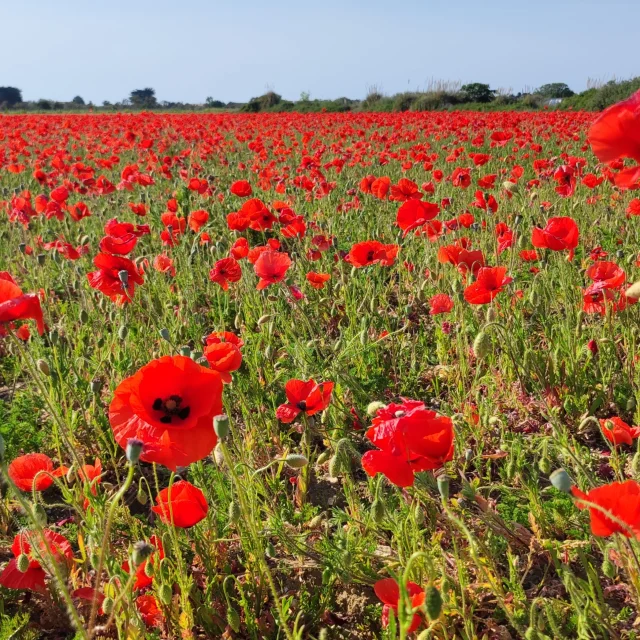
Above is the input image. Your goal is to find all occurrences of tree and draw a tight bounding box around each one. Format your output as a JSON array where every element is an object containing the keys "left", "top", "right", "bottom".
[
  {"left": 129, "top": 88, "right": 158, "bottom": 108},
  {"left": 72, "top": 95, "right": 85, "bottom": 105},
  {"left": 205, "top": 97, "right": 225, "bottom": 108},
  {"left": 0, "top": 86, "right": 22, "bottom": 107},
  {"left": 460, "top": 83, "right": 495, "bottom": 103},
  {"left": 534, "top": 83, "right": 575, "bottom": 99}
]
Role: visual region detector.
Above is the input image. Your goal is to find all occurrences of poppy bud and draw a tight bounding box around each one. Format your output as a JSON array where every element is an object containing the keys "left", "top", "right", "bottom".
[
  {"left": 451, "top": 280, "right": 462, "bottom": 294},
  {"left": 366, "top": 401, "right": 386, "bottom": 417},
  {"left": 464, "top": 448, "right": 473, "bottom": 462},
  {"left": 587, "top": 339, "right": 598, "bottom": 355},
  {"left": 265, "top": 541, "right": 276, "bottom": 557},
  {"left": 132, "top": 541, "right": 154, "bottom": 567},
  {"left": 90, "top": 379, "right": 102, "bottom": 394},
  {"left": 118, "top": 325, "right": 128, "bottom": 340},
  {"left": 306, "top": 513, "right": 325, "bottom": 529},
  {"left": 159, "top": 328, "right": 171, "bottom": 341},
  {"left": 126, "top": 438, "right": 144, "bottom": 464},
  {"left": 102, "top": 597, "right": 114, "bottom": 615},
  {"left": 425, "top": 584, "right": 443, "bottom": 620},
  {"left": 49, "top": 328, "right": 59, "bottom": 345},
  {"left": 37, "top": 359, "right": 51, "bottom": 376},
  {"left": 16, "top": 553, "right": 30, "bottom": 573},
  {"left": 37, "top": 254, "right": 46, "bottom": 265},
  {"left": 214, "top": 414, "right": 230, "bottom": 439},
  {"left": 328, "top": 438, "right": 351, "bottom": 478},
  {"left": 538, "top": 456, "right": 552, "bottom": 475},
  {"left": 19, "top": 243, "right": 27, "bottom": 254},
  {"left": 227, "top": 607, "right": 241, "bottom": 633},
  {"left": 158, "top": 583, "right": 173, "bottom": 606},
  {"left": 160, "top": 536, "right": 172, "bottom": 560},
  {"left": 437, "top": 475, "right": 450, "bottom": 501},
  {"left": 285, "top": 453, "right": 308, "bottom": 469},
  {"left": 549, "top": 468, "right": 573, "bottom": 493},
  {"left": 117, "top": 270, "right": 129, "bottom": 287},
  {"left": 315, "top": 450, "right": 331, "bottom": 466},
  {"left": 228, "top": 500, "right": 241, "bottom": 524},
  {"left": 473, "top": 331, "right": 492, "bottom": 360},
  {"left": 602, "top": 557, "right": 616, "bottom": 579},
  {"left": 79, "top": 309, "right": 89, "bottom": 323},
  {"left": 503, "top": 181, "right": 518, "bottom": 193},
  {"left": 32, "top": 503, "right": 47, "bottom": 526},
  {"left": 486, "top": 307, "right": 497, "bottom": 323},
  {"left": 144, "top": 557, "right": 155, "bottom": 577},
  {"left": 371, "top": 498, "right": 385, "bottom": 523}
]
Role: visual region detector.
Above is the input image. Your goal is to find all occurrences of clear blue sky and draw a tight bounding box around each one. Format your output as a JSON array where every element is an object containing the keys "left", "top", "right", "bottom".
[{"left": 1, "top": 0, "right": 638, "bottom": 104}]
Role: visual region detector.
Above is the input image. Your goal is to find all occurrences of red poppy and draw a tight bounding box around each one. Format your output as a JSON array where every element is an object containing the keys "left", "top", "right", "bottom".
[
  {"left": 306, "top": 272, "right": 331, "bottom": 289},
  {"left": 152, "top": 480, "right": 208, "bottom": 528},
  {"left": 396, "top": 200, "right": 439, "bottom": 237},
  {"left": 532, "top": 217, "right": 579, "bottom": 258},
  {"left": 588, "top": 89, "right": 640, "bottom": 166},
  {"left": 203, "top": 342, "right": 242, "bottom": 383},
  {"left": 464, "top": 266, "right": 512, "bottom": 304},
  {"left": 429, "top": 294, "right": 454, "bottom": 315},
  {"left": 109, "top": 355, "right": 223, "bottom": 471},
  {"left": 87, "top": 254, "right": 144, "bottom": 305},
  {"left": 8, "top": 453, "right": 66, "bottom": 491},
  {"left": 0, "top": 275, "right": 45, "bottom": 335},
  {"left": 0, "top": 529, "right": 73, "bottom": 593},
  {"left": 254, "top": 250, "right": 292, "bottom": 290},
  {"left": 347, "top": 241, "right": 399, "bottom": 268},
  {"left": 586, "top": 261, "right": 625, "bottom": 291},
  {"left": 519, "top": 250, "right": 538, "bottom": 262},
  {"left": 230, "top": 180, "right": 253, "bottom": 197},
  {"left": 153, "top": 254, "right": 176, "bottom": 277},
  {"left": 137, "top": 595, "right": 164, "bottom": 628},
  {"left": 599, "top": 417, "right": 640, "bottom": 446},
  {"left": 68, "top": 201, "right": 91, "bottom": 221},
  {"left": 374, "top": 578, "right": 425, "bottom": 634},
  {"left": 371, "top": 177, "right": 391, "bottom": 199},
  {"left": 230, "top": 237, "right": 249, "bottom": 259},
  {"left": 188, "top": 209, "right": 209, "bottom": 232},
  {"left": 205, "top": 331, "right": 244, "bottom": 349},
  {"left": 437, "top": 244, "right": 485, "bottom": 276},
  {"left": 362, "top": 400, "right": 454, "bottom": 487},
  {"left": 389, "top": 178, "right": 422, "bottom": 202},
  {"left": 572, "top": 480, "right": 640, "bottom": 538},
  {"left": 209, "top": 257, "right": 242, "bottom": 291},
  {"left": 276, "top": 379, "right": 334, "bottom": 423}
]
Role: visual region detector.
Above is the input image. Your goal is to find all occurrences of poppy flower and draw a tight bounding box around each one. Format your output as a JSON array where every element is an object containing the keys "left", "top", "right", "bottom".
[
  {"left": 588, "top": 89, "right": 640, "bottom": 166},
  {"left": 230, "top": 180, "right": 253, "bottom": 197},
  {"left": 8, "top": 453, "right": 66, "bottom": 491},
  {"left": 152, "top": 480, "right": 208, "bottom": 528},
  {"left": 205, "top": 330, "right": 244, "bottom": 349},
  {"left": 572, "top": 480, "right": 640, "bottom": 538},
  {"left": 153, "top": 254, "right": 176, "bottom": 277},
  {"left": 429, "top": 294, "right": 454, "bottom": 315},
  {"left": 0, "top": 274, "right": 45, "bottom": 335},
  {"left": 0, "top": 529, "right": 73, "bottom": 593},
  {"left": 532, "top": 217, "right": 579, "bottom": 258},
  {"left": 109, "top": 355, "right": 223, "bottom": 471},
  {"left": 99, "top": 233, "right": 137, "bottom": 256},
  {"left": 347, "top": 241, "right": 399, "bottom": 268},
  {"left": 464, "top": 266, "right": 512, "bottom": 305},
  {"left": 254, "top": 250, "right": 292, "bottom": 290},
  {"left": 203, "top": 341, "right": 242, "bottom": 383},
  {"left": 396, "top": 200, "right": 439, "bottom": 237},
  {"left": 306, "top": 272, "right": 331, "bottom": 289},
  {"left": 519, "top": 250, "right": 538, "bottom": 262},
  {"left": 361, "top": 399, "right": 454, "bottom": 487},
  {"left": 437, "top": 244, "right": 485, "bottom": 276},
  {"left": 87, "top": 254, "right": 144, "bottom": 305},
  {"left": 374, "top": 578, "right": 425, "bottom": 634},
  {"left": 230, "top": 237, "right": 249, "bottom": 259},
  {"left": 586, "top": 261, "right": 625, "bottom": 291},
  {"left": 209, "top": 257, "right": 242, "bottom": 291},
  {"left": 137, "top": 595, "right": 164, "bottom": 628},
  {"left": 276, "top": 379, "right": 334, "bottom": 423},
  {"left": 599, "top": 417, "right": 640, "bottom": 446},
  {"left": 188, "top": 209, "right": 209, "bottom": 233},
  {"left": 389, "top": 178, "right": 422, "bottom": 202},
  {"left": 370, "top": 177, "right": 391, "bottom": 199}
]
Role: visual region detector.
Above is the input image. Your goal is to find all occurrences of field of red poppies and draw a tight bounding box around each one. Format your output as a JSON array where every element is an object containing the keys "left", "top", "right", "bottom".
[{"left": 1, "top": 95, "right": 640, "bottom": 639}]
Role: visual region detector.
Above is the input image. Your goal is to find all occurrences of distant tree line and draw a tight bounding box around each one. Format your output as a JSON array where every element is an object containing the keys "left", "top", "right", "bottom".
[{"left": 1, "top": 78, "right": 638, "bottom": 113}]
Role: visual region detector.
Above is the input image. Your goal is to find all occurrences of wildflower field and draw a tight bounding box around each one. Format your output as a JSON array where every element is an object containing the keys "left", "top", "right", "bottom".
[{"left": 2, "top": 93, "right": 640, "bottom": 639}]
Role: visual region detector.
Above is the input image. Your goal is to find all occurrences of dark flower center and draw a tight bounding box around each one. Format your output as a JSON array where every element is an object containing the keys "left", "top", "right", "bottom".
[
  {"left": 367, "top": 251, "right": 375, "bottom": 261},
  {"left": 296, "top": 400, "right": 307, "bottom": 411},
  {"left": 152, "top": 395, "right": 191, "bottom": 424}
]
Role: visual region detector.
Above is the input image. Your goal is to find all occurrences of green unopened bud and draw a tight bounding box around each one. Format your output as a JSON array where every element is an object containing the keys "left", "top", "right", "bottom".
[
  {"left": 37, "top": 254, "right": 46, "bottom": 265},
  {"left": 602, "top": 557, "right": 616, "bottom": 579},
  {"left": 316, "top": 450, "right": 331, "bottom": 466},
  {"left": 366, "top": 401, "right": 386, "bottom": 417},
  {"left": 118, "top": 324, "right": 128, "bottom": 340},
  {"left": 144, "top": 558, "right": 155, "bottom": 577},
  {"left": 265, "top": 541, "right": 276, "bottom": 558},
  {"left": 486, "top": 307, "right": 497, "bottom": 323},
  {"left": 102, "top": 596, "right": 114, "bottom": 615},
  {"left": 473, "top": 330, "right": 492, "bottom": 360},
  {"left": 437, "top": 475, "right": 450, "bottom": 501},
  {"left": 328, "top": 438, "right": 351, "bottom": 478},
  {"left": 538, "top": 456, "right": 552, "bottom": 475},
  {"left": 16, "top": 553, "right": 30, "bottom": 573},
  {"left": 371, "top": 498, "right": 385, "bottom": 523},
  {"left": 137, "top": 484, "right": 148, "bottom": 505},
  {"left": 214, "top": 414, "right": 230, "bottom": 439},
  {"left": 79, "top": 309, "right": 89, "bottom": 323},
  {"left": 425, "top": 584, "right": 443, "bottom": 620},
  {"left": 257, "top": 314, "right": 272, "bottom": 326},
  {"left": 285, "top": 453, "right": 308, "bottom": 469},
  {"left": 132, "top": 541, "right": 154, "bottom": 567},
  {"left": 550, "top": 468, "right": 573, "bottom": 493},
  {"left": 48, "top": 328, "right": 59, "bottom": 344},
  {"left": 228, "top": 500, "right": 241, "bottom": 524},
  {"left": 36, "top": 359, "right": 51, "bottom": 376},
  {"left": 227, "top": 607, "right": 241, "bottom": 633},
  {"left": 32, "top": 503, "right": 47, "bottom": 526},
  {"left": 158, "top": 583, "right": 173, "bottom": 606}
]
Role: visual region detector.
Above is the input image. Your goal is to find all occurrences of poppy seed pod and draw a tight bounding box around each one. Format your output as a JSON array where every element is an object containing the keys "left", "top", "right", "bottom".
[
  {"left": 132, "top": 541, "right": 154, "bottom": 567},
  {"left": 179, "top": 345, "right": 191, "bottom": 357},
  {"left": 37, "top": 254, "right": 46, "bottom": 265},
  {"left": 117, "top": 270, "right": 129, "bottom": 287},
  {"left": 126, "top": 438, "right": 144, "bottom": 464},
  {"left": 158, "top": 327, "right": 171, "bottom": 341},
  {"left": 214, "top": 414, "right": 230, "bottom": 439},
  {"left": 90, "top": 379, "right": 102, "bottom": 394},
  {"left": 549, "top": 468, "right": 573, "bottom": 493},
  {"left": 437, "top": 474, "right": 450, "bottom": 501}
]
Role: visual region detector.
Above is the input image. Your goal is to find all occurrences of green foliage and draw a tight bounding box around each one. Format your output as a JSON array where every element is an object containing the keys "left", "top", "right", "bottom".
[
  {"left": 460, "top": 82, "right": 496, "bottom": 103},
  {"left": 535, "top": 83, "right": 575, "bottom": 99},
  {"left": 0, "top": 86, "right": 22, "bottom": 108},
  {"left": 129, "top": 87, "right": 158, "bottom": 108},
  {"left": 562, "top": 76, "right": 640, "bottom": 110}
]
